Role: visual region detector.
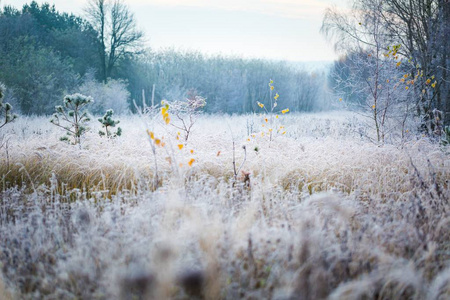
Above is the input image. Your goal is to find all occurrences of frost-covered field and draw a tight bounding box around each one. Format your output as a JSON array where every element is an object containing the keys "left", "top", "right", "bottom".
[{"left": 0, "top": 112, "right": 449, "bottom": 299}]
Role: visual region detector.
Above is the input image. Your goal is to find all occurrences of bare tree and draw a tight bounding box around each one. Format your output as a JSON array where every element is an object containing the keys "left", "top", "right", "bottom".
[{"left": 85, "top": 0, "right": 143, "bottom": 82}]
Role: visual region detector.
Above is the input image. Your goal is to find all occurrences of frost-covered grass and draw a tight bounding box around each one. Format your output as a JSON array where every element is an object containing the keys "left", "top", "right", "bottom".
[{"left": 0, "top": 111, "right": 449, "bottom": 299}]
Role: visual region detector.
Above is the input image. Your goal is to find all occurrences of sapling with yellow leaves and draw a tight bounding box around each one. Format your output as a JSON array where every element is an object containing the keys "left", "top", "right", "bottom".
[
  {"left": 144, "top": 100, "right": 198, "bottom": 189},
  {"left": 255, "top": 79, "right": 289, "bottom": 141}
]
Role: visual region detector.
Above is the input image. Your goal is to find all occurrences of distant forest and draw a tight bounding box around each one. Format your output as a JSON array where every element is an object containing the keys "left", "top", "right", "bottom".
[{"left": 0, "top": 1, "right": 327, "bottom": 115}]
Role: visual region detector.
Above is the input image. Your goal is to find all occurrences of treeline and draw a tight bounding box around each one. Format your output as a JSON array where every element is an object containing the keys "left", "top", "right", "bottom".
[
  {"left": 120, "top": 50, "right": 327, "bottom": 114},
  {"left": 0, "top": 1, "right": 326, "bottom": 116},
  {"left": 0, "top": 2, "right": 99, "bottom": 115}
]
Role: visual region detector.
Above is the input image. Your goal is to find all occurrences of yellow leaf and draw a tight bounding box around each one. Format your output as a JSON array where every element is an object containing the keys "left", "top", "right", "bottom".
[
  {"left": 257, "top": 102, "right": 264, "bottom": 108},
  {"left": 270, "top": 86, "right": 274, "bottom": 91},
  {"left": 274, "top": 93, "right": 279, "bottom": 100},
  {"left": 178, "top": 144, "right": 184, "bottom": 150},
  {"left": 405, "top": 86, "right": 409, "bottom": 90},
  {"left": 190, "top": 149, "right": 194, "bottom": 154},
  {"left": 282, "top": 108, "right": 289, "bottom": 114},
  {"left": 264, "top": 118, "right": 268, "bottom": 123},
  {"left": 372, "top": 104, "right": 375, "bottom": 109},
  {"left": 155, "top": 138, "right": 161, "bottom": 146},
  {"left": 147, "top": 130, "right": 155, "bottom": 140},
  {"left": 188, "top": 158, "right": 195, "bottom": 167},
  {"left": 426, "top": 79, "right": 431, "bottom": 84},
  {"left": 396, "top": 61, "right": 401, "bottom": 67}
]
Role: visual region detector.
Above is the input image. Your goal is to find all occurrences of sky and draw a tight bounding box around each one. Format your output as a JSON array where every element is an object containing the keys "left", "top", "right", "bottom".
[{"left": 2, "top": 0, "right": 348, "bottom": 62}]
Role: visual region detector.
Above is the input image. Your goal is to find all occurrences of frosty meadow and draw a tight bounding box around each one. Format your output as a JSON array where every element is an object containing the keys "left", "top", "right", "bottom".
[
  {"left": 1, "top": 0, "right": 450, "bottom": 299},
  {"left": 0, "top": 110, "right": 449, "bottom": 299}
]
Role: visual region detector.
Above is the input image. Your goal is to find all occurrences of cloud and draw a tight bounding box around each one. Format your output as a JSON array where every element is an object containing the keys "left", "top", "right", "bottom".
[{"left": 128, "top": 0, "right": 331, "bottom": 20}]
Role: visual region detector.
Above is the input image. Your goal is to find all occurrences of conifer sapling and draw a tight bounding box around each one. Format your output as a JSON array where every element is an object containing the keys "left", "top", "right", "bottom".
[
  {"left": 50, "top": 93, "right": 93, "bottom": 145},
  {"left": 98, "top": 109, "right": 121, "bottom": 138}
]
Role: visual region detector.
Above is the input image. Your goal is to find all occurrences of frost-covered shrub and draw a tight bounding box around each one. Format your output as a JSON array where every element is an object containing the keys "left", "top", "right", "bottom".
[
  {"left": 78, "top": 78, "right": 130, "bottom": 115},
  {"left": 164, "top": 90, "right": 206, "bottom": 141},
  {"left": 0, "top": 83, "right": 17, "bottom": 130},
  {"left": 50, "top": 93, "right": 93, "bottom": 145}
]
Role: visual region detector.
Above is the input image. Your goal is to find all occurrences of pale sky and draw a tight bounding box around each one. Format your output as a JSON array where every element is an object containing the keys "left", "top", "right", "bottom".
[{"left": 2, "top": 0, "right": 348, "bottom": 62}]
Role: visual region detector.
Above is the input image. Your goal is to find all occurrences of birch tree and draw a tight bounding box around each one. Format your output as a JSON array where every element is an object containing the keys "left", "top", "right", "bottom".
[{"left": 323, "top": 0, "right": 450, "bottom": 132}]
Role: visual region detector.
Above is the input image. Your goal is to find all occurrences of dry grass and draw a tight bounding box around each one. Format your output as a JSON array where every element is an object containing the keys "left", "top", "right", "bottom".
[{"left": 0, "top": 112, "right": 449, "bottom": 299}]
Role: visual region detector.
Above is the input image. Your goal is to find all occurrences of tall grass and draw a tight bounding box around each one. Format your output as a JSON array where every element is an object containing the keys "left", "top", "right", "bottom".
[{"left": 0, "top": 112, "right": 449, "bottom": 299}]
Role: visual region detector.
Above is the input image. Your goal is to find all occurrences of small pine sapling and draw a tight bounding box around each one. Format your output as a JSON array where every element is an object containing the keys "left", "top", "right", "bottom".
[
  {"left": 0, "top": 83, "right": 17, "bottom": 130},
  {"left": 98, "top": 109, "right": 122, "bottom": 138},
  {"left": 50, "top": 93, "right": 93, "bottom": 145}
]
